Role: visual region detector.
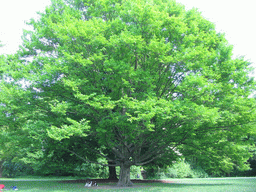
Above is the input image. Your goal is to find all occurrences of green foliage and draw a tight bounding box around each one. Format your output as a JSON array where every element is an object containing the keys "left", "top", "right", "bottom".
[
  {"left": 247, "top": 134, "right": 256, "bottom": 176},
  {"left": 166, "top": 160, "right": 194, "bottom": 178},
  {"left": 1, "top": 160, "right": 33, "bottom": 178},
  {"left": 166, "top": 160, "right": 208, "bottom": 178},
  {"left": 130, "top": 166, "right": 142, "bottom": 179},
  {"left": 144, "top": 159, "right": 208, "bottom": 179},
  {"left": 74, "top": 162, "right": 108, "bottom": 178}
]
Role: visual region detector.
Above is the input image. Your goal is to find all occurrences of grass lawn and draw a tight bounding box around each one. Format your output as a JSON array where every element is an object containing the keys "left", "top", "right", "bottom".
[{"left": 0, "top": 177, "right": 255, "bottom": 192}]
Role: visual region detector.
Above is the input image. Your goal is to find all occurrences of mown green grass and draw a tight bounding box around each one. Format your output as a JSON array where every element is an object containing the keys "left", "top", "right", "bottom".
[{"left": 0, "top": 177, "right": 255, "bottom": 192}]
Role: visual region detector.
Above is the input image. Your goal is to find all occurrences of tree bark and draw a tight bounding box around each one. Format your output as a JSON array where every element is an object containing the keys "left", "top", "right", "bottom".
[
  {"left": 117, "top": 162, "right": 133, "bottom": 187},
  {"left": 108, "top": 161, "right": 118, "bottom": 180}
]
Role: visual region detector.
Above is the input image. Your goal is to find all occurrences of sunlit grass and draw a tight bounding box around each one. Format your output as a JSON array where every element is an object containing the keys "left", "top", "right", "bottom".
[{"left": 0, "top": 177, "right": 255, "bottom": 192}]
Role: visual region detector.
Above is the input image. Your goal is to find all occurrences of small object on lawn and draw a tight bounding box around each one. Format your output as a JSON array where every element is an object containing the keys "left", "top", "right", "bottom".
[
  {"left": 12, "top": 186, "right": 18, "bottom": 190},
  {"left": 0, "top": 184, "right": 4, "bottom": 192},
  {"left": 91, "top": 181, "right": 98, "bottom": 186},
  {"left": 85, "top": 180, "right": 97, "bottom": 187},
  {"left": 85, "top": 181, "right": 92, "bottom": 187}
]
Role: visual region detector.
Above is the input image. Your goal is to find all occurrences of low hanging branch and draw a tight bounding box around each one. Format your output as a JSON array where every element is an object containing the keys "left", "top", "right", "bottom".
[{"left": 65, "top": 148, "right": 119, "bottom": 167}]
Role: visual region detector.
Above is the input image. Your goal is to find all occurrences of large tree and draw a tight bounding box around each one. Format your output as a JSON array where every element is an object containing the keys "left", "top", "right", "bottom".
[{"left": 1, "top": 0, "right": 256, "bottom": 186}]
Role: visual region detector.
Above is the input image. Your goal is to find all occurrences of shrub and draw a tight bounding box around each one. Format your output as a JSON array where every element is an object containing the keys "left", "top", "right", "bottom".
[
  {"left": 165, "top": 159, "right": 193, "bottom": 178},
  {"left": 130, "top": 165, "right": 142, "bottom": 179},
  {"left": 190, "top": 166, "right": 208, "bottom": 178},
  {"left": 74, "top": 162, "right": 108, "bottom": 178},
  {"left": 143, "top": 159, "right": 208, "bottom": 179},
  {"left": 2, "top": 160, "right": 33, "bottom": 178},
  {"left": 165, "top": 160, "right": 208, "bottom": 178}
]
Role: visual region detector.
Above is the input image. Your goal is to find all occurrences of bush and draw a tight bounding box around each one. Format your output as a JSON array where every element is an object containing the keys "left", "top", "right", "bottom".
[
  {"left": 165, "top": 159, "right": 193, "bottom": 178},
  {"left": 190, "top": 166, "right": 209, "bottom": 178},
  {"left": 165, "top": 160, "right": 208, "bottom": 178},
  {"left": 74, "top": 162, "right": 108, "bottom": 178},
  {"left": 2, "top": 160, "right": 33, "bottom": 178},
  {"left": 130, "top": 165, "right": 142, "bottom": 179},
  {"left": 143, "top": 159, "right": 208, "bottom": 179}
]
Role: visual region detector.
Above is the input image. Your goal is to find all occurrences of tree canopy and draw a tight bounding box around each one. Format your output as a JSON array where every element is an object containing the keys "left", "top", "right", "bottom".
[{"left": 1, "top": 0, "right": 256, "bottom": 186}]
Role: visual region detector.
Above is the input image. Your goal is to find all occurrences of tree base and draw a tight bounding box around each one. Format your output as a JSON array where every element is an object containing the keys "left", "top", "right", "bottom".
[
  {"left": 117, "top": 162, "right": 133, "bottom": 187},
  {"left": 117, "top": 180, "right": 133, "bottom": 187}
]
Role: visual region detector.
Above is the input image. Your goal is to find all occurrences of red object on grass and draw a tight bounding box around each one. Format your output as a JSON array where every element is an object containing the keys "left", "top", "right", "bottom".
[{"left": 0, "top": 184, "right": 4, "bottom": 189}]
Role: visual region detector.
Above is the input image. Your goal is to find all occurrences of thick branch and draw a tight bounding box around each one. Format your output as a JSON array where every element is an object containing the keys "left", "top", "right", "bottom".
[{"left": 66, "top": 148, "right": 119, "bottom": 167}]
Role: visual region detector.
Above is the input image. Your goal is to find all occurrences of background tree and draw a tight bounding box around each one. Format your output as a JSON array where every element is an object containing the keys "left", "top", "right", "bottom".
[
  {"left": 247, "top": 125, "right": 256, "bottom": 176},
  {"left": 1, "top": 0, "right": 256, "bottom": 186}
]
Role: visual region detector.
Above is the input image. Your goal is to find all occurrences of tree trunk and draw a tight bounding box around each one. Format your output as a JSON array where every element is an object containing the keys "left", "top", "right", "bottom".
[
  {"left": 117, "top": 162, "right": 133, "bottom": 187},
  {"left": 108, "top": 161, "right": 118, "bottom": 180}
]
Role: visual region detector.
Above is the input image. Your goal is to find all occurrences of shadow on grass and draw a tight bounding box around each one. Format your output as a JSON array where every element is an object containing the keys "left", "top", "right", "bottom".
[
  {"left": 1, "top": 178, "right": 251, "bottom": 192},
  {"left": 150, "top": 182, "right": 232, "bottom": 187},
  {"left": 60, "top": 179, "right": 232, "bottom": 187},
  {"left": 80, "top": 182, "right": 233, "bottom": 191}
]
